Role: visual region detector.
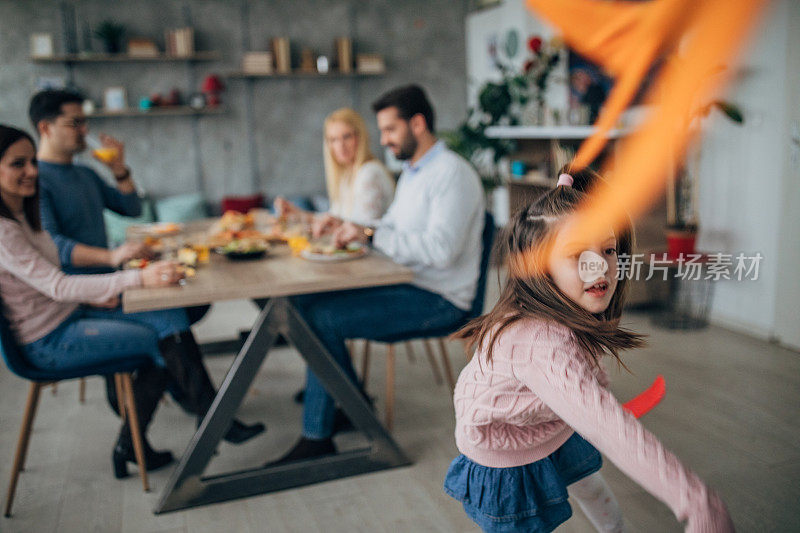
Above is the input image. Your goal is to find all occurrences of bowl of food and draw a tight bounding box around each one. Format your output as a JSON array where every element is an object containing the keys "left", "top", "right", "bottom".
[{"left": 216, "top": 239, "right": 270, "bottom": 260}]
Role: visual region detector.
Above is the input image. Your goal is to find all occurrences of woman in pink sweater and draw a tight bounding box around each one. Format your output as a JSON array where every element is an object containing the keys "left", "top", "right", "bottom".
[
  {"left": 444, "top": 166, "right": 733, "bottom": 532},
  {"left": 0, "top": 125, "right": 190, "bottom": 476}
]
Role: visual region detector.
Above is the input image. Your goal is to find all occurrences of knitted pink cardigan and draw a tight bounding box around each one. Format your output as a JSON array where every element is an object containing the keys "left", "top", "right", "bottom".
[{"left": 453, "top": 318, "right": 733, "bottom": 532}]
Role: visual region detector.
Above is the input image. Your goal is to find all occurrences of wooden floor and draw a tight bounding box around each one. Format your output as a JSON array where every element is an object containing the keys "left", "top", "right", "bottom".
[{"left": 1, "top": 294, "right": 798, "bottom": 532}]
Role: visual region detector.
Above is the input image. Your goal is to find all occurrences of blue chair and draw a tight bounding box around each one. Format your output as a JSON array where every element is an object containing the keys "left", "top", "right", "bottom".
[
  {"left": 0, "top": 303, "right": 154, "bottom": 517},
  {"left": 363, "top": 212, "right": 495, "bottom": 430}
]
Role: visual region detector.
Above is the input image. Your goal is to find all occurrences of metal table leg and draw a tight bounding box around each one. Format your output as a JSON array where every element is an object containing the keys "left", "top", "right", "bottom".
[{"left": 154, "top": 297, "right": 411, "bottom": 514}]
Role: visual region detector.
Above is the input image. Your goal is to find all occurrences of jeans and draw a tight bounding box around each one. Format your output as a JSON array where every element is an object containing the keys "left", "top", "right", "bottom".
[
  {"left": 24, "top": 305, "right": 189, "bottom": 371},
  {"left": 291, "top": 284, "right": 468, "bottom": 439}
]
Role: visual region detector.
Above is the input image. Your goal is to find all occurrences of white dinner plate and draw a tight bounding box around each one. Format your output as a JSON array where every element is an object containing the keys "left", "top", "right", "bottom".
[{"left": 300, "top": 246, "right": 368, "bottom": 262}]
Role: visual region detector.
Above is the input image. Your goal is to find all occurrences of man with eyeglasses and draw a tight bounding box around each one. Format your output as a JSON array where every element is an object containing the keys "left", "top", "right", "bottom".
[
  {"left": 23, "top": 90, "right": 262, "bottom": 441},
  {"left": 29, "top": 89, "right": 148, "bottom": 272}
]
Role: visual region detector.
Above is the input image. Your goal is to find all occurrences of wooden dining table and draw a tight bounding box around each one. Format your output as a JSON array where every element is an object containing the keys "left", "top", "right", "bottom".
[{"left": 122, "top": 229, "right": 414, "bottom": 513}]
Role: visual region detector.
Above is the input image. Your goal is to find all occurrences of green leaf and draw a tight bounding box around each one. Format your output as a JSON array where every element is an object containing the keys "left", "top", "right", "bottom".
[{"left": 713, "top": 101, "right": 744, "bottom": 124}]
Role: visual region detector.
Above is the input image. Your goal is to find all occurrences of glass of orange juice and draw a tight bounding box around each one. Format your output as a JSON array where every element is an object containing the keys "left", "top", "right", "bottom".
[
  {"left": 287, "top": 235, "right": 309, "bottom": 255},
  {"left": 87, "top": 136, "right": 118, "bottom": 163},
  {"left": 193, "top": 243, "right": 211, "bottom": 263}
]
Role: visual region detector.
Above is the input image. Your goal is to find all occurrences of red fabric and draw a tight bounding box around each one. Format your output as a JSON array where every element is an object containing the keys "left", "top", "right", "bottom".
[
  {"left": 623, "top": 375, "right": 666, "bottom": 418},
  {"left": 221, "top": 194, "right": 264, "bottom": 214}
]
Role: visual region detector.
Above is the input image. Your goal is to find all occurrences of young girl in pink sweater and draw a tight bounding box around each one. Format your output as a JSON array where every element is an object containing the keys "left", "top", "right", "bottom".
[{"left": 444, "top": 167, "right": 733, "bottom": 532}]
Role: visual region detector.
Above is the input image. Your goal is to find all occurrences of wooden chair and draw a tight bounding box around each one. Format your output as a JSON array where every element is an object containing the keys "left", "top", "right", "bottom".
[
  {"left": 363, "top": 212, "right": 496, "bottom": 430},
  {"left": 48, "top": 377, "right": 87, "bottom": 402},
  {"left": 0, "top": 303, "right": 154, "bottom": 517}
]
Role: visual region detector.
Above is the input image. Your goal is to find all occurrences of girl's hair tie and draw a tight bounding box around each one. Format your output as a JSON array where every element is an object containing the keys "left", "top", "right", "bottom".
[{"left": 557, "top": 173, "right": 574, "bottom": 187}]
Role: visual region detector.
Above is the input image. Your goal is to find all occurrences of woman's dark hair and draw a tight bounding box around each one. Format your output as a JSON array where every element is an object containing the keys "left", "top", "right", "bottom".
[
  {"left": 372, "top": 84, "right": 435, "bottom": 132},
  {"left": 0, "top": 125, "right": 41, "bottom": 231},
  {"left": 453, "top": 164, "right": 645, "bottom": 367}
]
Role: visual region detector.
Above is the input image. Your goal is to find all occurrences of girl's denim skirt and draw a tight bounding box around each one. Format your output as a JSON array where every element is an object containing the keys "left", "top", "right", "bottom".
[{"left": 443, "top": 432, "right": 602, "bottom": 533}]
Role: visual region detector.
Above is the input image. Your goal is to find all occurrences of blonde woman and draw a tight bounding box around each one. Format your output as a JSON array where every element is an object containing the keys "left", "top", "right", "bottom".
[{"left": 275, "top": 108, "right": 394, "bottom": 227}]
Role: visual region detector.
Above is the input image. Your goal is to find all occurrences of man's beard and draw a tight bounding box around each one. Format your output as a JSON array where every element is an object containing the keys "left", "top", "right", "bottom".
[
  {"left": 392, "top": 134, "right": 417, "bottom": 161},
  {"left": 73, "top": 137, "right": 87, "bottom": 154}
]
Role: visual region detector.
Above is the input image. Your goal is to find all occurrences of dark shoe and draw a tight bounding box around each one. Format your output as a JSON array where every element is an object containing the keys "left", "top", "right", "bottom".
[
  {"left": 195, "top": 416, "right": 265, "bottom": 445},
  {"left": 264, "top": 437, "right": 335, "bottom": 467},
  {"left": 105, "top": 374, "right": 122, "bottom": 417},
  {"left": 158, "top": 331, "right": 218, "bottom": 417},
  {"left": 106, "top": 374, "right": 192, "bottom": 417},
  {"left": 332, "top": 392, "right": 376, "bottom": 435},
  {"left": 332, "top": 408, "right": 355, "bottom": 433},
  {"left": 112, "top": 432, "right": 174, "bottom": 479},
  {"left": 293, "top": 388, "right": 305, "bottom": 404},
  {"left": 223, "top": 419, "right": 266, "bottom": 444}
]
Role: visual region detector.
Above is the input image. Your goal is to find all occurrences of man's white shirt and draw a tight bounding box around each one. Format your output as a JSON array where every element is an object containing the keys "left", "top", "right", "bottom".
[{"left": 373, "top": 141, "right": 485, "bottom": 310}]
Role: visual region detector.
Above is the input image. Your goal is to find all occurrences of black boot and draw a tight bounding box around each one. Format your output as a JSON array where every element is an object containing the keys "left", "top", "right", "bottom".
[
  {"left": 112, "top": 365, "right": 174, "bottom": 478},
  {"left": 160, "top": 332, "right": 265, "bottom": 444},
  {"left": 105, "top": 374, "right": 121, "bottom": 417},
  {"left": 264, "top": 437, "right": 336, "bottom": 467},
  {"left": 107, "top": 374, "right": 194, "bottom": 417}
]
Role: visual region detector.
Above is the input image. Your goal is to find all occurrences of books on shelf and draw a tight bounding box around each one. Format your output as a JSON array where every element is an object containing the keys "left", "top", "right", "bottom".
[
  {"left": 242, "top": 51, "right": 273, "bottom": 74},
  {"left": 127, "top": 38, "right": 159, "bottom": 57},
  {"left": 271, "top": 37, "right": 291, "bottom": 74},
  {"left": 335, "top": 37, "right": 352, "bottom": 73},
  {"left": 165, "top": 28, "right": 194, "bottom": 57},
  {"left": 356, "top": 53, "right": 385, "bottom": 74}
]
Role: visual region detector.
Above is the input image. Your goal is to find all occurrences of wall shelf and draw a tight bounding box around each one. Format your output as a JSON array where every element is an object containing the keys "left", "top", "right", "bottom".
[
  {"left": 31, "top": 51, "right": 221, "bottom": 63},
  {"left": 86, "top": 106, "right": 225, "bottom": 119},
  {"left": 484, "top": 125, "right": 631, "bottom": 140},
  {"left": 227, "top": 71, "right": 384, "bottom": 79}
]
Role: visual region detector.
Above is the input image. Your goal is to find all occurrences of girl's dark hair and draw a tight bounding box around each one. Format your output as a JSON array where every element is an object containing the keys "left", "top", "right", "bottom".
[
  {"left": 454, "top": 164, "right": 645, "bottom": 367},
  {"left": 0, "top": 125, "right": 41, "bottom": 231}
]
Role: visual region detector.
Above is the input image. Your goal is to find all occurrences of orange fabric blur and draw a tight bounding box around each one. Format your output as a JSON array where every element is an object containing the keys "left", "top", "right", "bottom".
[{"left": 525, "top": 0, "right": 768, "bottom": 245}]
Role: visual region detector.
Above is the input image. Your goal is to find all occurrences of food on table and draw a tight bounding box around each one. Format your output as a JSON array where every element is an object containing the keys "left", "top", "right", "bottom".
[
  {"left": 177, "top": 247, "right": 198, "bottom": 267},
  {"left": 217, "top": 210, "right": 255, "bottom": 232},
  {"left": 126, "top": 258, "right": 150, "bottom": 269},
  {"left": 129, "top": 222, "right": 184, "bottom": 238},
  {"left": 143, "top": 236, "right": 162, "bottom": 248},
  {"left": 306, "top": 241, "right": 365, "bottom": 256},
  {"left": 177, "top": 265, "right": 196, "bottom": 278},
  {"left": 287, "top": 235, "right": 310, "bottom": 255},
  {"left": 150, "top": 222, "right": 182, "bottom": 235},
  {"left": 193, "top": 243, "right": 210, "bottom": 263},
  {"left": 217, "top": 238, "right": 269, "bottom": 255},
  {"left": 208, "top": 209, "right": 287, "bottom": 247},
  {"left": 207, "top": 229, "right": 277, "bottom": 248}
]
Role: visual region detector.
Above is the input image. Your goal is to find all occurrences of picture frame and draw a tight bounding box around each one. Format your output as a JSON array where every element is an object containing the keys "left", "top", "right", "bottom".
[
  {"left": 103, "top": 87, "right": 128, "bottom": 112},
  {"left": 30, "top": 33, "right": 54, "bottom": 58}
]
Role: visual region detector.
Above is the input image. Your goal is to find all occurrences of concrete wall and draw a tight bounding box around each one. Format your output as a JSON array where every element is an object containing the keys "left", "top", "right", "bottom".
[{"left": 0, "top": 0, "right": 469, "bottom": 205}]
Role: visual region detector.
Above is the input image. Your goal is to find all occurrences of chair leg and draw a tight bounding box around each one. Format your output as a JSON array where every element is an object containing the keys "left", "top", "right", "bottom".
[
  {"left": 114, "top": 374, "right": 126, "bottom": 422},
  {"left": 78, "top": 377, "right": 86, "bottom": 404},
  {"left": 118, "top": 373, "right": 149, "bottom": 492},
  {"left": 422, "top": 339, "right": 444, "bottom": 386},
  {"left": 5, "top": 382, "right": 43, "bottom": 517},
  {"left": 404, "top": 341, "right": 416, "bottom": 363},
  {"left": 437, "top": 338, "right": 456, "bottom": 393},
  {"left": 50, "top": 382, "right": 57, "bottom": 396},
  {"left": 385, "top": 344, "right": 395, "bottom": 431},
  {"left": 361, "top": 340, "right": 371, "bottom": 385}
]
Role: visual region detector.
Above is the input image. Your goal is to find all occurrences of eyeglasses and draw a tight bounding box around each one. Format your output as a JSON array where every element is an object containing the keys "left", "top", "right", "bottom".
[
  {"left": 57, "top": 117, "right": 88, "bottom": 129},
  {"left": 325, "top": 132, "right": 356, "bottom": 144}
]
